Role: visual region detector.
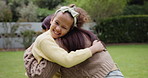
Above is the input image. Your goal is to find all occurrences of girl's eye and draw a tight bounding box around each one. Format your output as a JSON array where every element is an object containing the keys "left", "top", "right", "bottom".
[
  {"left": 62, "top": 26, "right": 67, "bottom": 30},
  {"left": 55, "top": 21, "right": 59, "bottom": 25}
]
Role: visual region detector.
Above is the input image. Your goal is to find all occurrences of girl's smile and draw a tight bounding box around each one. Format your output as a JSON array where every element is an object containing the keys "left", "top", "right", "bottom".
[{"left": 50, "top": 12, "right": 74, "bottom": 39}]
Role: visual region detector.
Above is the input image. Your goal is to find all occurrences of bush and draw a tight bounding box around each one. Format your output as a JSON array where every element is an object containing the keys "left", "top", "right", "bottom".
[
  {"left": 122, "top": 1, "right": 148, "bottom": 15},
  {"left": 37, "top": 8, "right": 55, "bottom": 21},
  {"left": 94, "top": 15, "right": 148, "bottom": 43},
  {"left": 20, "top": 30, "right": 36, "bottom": 49},
  {"left": 0, "top": 1, "right": 12, "bottom": 22},
  {"left": 18, "top": 2, "right": 38, "bottom": 22},
  {"left": 32, "top": 0, "right": 64, "bottom": 9}
]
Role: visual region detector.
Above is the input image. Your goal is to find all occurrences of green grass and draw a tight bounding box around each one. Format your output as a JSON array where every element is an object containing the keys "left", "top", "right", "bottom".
[
  {"left": 0, "top": 51, "right": 27, "bottom": 78},
  {"left": 0, "top": 44, "right": 147, "bottom": 78},
  {"left": 107, "top": 44, "right": 148, "bottom": 78}
]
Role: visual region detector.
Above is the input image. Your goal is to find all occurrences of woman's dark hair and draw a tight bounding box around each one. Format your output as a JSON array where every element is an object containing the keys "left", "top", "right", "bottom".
[{"left": 42, "top": 15, "right": 53, "bottom": 30}]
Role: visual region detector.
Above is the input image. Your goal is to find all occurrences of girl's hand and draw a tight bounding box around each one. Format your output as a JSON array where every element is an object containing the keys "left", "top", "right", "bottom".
[{"left": 89, "top": 40, "right": 105, "bottom": 54}]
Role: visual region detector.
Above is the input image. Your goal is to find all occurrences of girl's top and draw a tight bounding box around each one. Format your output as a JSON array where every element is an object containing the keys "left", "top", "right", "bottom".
[{"left": 31, "top": 30, "right": 92, "bottom": 68}]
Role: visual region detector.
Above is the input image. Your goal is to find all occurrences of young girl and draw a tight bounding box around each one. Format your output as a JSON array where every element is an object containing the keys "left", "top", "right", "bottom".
[{"left": 24, "top": 5, "right": 105, "bottom": 78}]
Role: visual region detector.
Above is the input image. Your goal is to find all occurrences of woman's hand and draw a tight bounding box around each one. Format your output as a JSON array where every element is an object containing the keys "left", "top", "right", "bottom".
[{"left": 89, "top": 40, "right": 105, "bottom": 54}]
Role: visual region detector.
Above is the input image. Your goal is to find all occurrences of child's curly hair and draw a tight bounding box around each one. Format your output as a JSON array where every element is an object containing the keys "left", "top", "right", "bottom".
[{"left": 69, "top": 4, "right": 91, "bottom": 28}]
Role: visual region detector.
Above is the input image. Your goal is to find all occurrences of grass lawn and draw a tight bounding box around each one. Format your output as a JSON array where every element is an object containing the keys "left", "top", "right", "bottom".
[
  {"left": 0, "top": 44, "right": 148, "bottom": 78},
  {"left": 107, "top": 44, "right": 148, "bottom": 78},
  {"left": 0, "top": 51, "right": 27, "bottom": 78}
]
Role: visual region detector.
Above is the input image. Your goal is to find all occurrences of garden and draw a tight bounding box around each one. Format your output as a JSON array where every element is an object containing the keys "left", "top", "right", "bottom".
[{"left": 0, "top": 0, "right": 148, "bottom": 78}]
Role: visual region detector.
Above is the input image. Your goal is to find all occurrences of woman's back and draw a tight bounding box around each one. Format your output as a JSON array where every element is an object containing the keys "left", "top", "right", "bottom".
[
  {"left": 60, "top": 51, "right": 114, "bottom": 78},
  {"left": 57, "top": 28, "right": 115, "bottom": 78}
]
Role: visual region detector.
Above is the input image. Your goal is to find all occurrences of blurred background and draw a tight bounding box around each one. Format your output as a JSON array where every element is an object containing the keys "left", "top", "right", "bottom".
[
  {"left": 0, "top": 0, "right": 147, "bottom": 49},
  {"left": 0, "top": 0, "right": 148, "bottom": 78}
]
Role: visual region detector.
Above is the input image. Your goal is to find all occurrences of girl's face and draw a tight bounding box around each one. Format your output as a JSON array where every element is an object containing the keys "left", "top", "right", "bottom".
[{"left": 50, "top": 12, "right": 74, "bottom": 39}]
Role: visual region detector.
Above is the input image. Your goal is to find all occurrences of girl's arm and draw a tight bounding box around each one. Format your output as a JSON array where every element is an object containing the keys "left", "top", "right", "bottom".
[{"left": 38, "top": 38, "right": 104, "bottom": 68}]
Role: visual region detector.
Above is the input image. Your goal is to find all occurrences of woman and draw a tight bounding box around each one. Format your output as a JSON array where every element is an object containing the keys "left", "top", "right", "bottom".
[{"left": 59, "top": 27, "right": 124, "bottom": 78}]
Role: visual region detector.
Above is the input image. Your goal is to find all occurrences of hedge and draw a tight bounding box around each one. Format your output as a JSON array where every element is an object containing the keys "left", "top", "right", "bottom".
[{"left": 94, "top": 15, "right": 148, "bottom": 43}]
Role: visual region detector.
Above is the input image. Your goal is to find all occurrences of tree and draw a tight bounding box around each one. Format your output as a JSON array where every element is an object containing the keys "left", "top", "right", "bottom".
[
  {"left": 0, "top": 1, "right": 12, "bottom": 22},
  {"left": 66, "top": 0, "right": 127, "bottom": 24},
  {"left": 32, "top": 0, "right": 64, "bottom": 9},
  {"left": 18, "top": 2, "right": 38, "bottom": 22},
  {"left": 7, "top": 0, "right": 30, "bottom": 21}
]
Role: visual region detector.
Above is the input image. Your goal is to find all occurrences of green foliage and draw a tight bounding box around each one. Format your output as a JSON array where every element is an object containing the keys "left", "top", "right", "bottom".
[
  {"left": 18, "top": 2, "right": 38, "bottom": 22},
  {"left": 94, "top": 15, "right": 148, "bottom": 43},
  {"left": 20, "top": 30, "right": 36, "bottom": 49},
  {"left": 8, "top": 0, "right": 30, "bottom": 22},
  {"left": 5, "top": 0, "right": 64, "bottom": 22},
  {"left": 10, "top": 23, "right": 19, "bottom": 35},
  {"left": 66, "top": 0, "right": 127, "bottom": 24},
  {"left": 123, "top": 5, "right": 144, "bottom": 15},
  {"left": 0, "top": 1, "right": 12, "bottom": 22},
  {"left": 122, "top": 1, "right": 148, "bottom": 15},
  {"left": 32, "top": 0, "right": 64, "bottom": 9},
  {"left": 37, "top": 8, "right": 55, "bottom": 21}
]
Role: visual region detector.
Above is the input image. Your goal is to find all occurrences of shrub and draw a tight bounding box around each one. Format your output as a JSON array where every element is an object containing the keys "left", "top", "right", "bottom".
[
  {"left": 94, "top": 15, "right": 148, "bottom": 43},
  {"left": 20, "top": 30, "right": 36, "bottom": 49}
]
